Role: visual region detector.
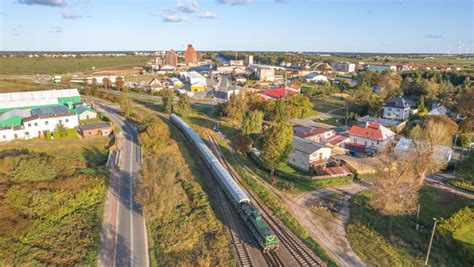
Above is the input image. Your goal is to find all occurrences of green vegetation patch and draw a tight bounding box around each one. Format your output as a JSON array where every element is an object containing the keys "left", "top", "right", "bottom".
[
  {"left": 0, "top": 56, "right": 151, "bottom": 75},
  {"left": 136, "top": 110, "right": 234, "bottom": 266},
  {"left": 0, "top": 139, "right": 110, "bottom": 265},
  {"left": 446, "top": 179, "right": 474, "bottom": 193},
  {"left": 347, "top": 187, "right": 473, "bottom": 266}
]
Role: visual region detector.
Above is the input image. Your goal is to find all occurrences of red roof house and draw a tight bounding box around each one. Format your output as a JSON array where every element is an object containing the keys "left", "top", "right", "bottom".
[
  {"left": 348, "top": 122, "right": 395, "bottom": 153},
  {"left": 258, "top": 87, "right": 297, "bottom": 100}
]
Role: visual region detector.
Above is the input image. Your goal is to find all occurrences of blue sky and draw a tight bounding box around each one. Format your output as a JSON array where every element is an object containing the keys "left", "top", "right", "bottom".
[{"left": 1, "top": 0, "right": 473, "bottom": 53}]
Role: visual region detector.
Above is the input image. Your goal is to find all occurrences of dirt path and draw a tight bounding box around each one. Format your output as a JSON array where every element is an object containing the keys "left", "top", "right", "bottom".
[{"left": 282, "top": 183, "right": 368, "bottom": 267}]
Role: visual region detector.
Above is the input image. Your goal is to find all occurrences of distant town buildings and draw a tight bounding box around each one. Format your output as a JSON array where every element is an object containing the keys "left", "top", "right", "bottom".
[
  {"left": 257, "top": 67, "right": 275, "bottom": 82},
  {"left": 244, "top": 55, "right": 254, "bottom": 66},
  {"left": 165, "top": 49, "right": 178, "bottom": 67},
  {"left": 366, "top": 64, "right": 397, "bottom": 73},
  {"left": 184, "top": 44, "right": 198, "bottom": 65},
  {"left": 229, "top": 60, "right": 244, "bottom": 66},
  {"left": 179, "top": 71, "right": 206, "bottom": 91},
  {"left": 331, "top": 62, "right": 356, "bottom": 73},
  {"left": 303, "top": 73, "right": 329, "bottom": 83}
]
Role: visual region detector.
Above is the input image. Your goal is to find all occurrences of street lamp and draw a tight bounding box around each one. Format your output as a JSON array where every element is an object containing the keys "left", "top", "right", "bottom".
[{"left": 425, "top": 217, "right": 438, "bottom": 265}]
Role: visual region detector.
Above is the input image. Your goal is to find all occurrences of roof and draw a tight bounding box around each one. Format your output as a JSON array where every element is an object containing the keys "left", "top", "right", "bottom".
[
  {"left": 357, "top": 116, "right": 404, "bottom": 127},
  {"left": 0, "top": 109, "right": 31, "bottom": 121},
  {"left": 325, "top": 166, "right": 352, "bottom": 176},
  {"left": 74, "top": 105, "right": 96, "bottom": 115},
  {"left": 0, "top": 89, "right": 80, "bottom": 112},
  {"left": 78, "top": 122, "right": 111, "bottom": 131},
  {"left": 384, "top": 96, "right": 415, "bottom": 109},
  {"left": 349, "top": 122, "right": 395, "bottom": 141},
  {"left": 259, "top": 87, "right": 297, "bottom": 99},
  {"left": 427, "top": 105, "right": 448, "bottom": 116},
  {"left": 326, "top": 134, "right": 350, "bottom": 146},
  {"left": 293, "top": 137, "right": 329, "bottom": 154},
  {"left": 294, "top": 126, "right": 333, "bottom": 138},
  {"left": 23, "top": 112, "right": 77, "bottom": 122},
  {"left": 31, "top": 105, "right": 69, "bottom": 116},
  {"left": 394, "top": 137, "right": 453, "bottom": 163},
  {"left": 304, "top": 73, "right": 328, "bottom": 80}
]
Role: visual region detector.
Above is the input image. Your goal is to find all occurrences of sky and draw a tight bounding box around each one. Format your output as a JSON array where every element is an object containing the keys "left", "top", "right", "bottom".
[{"left": 0, "top": 0, "right": 473, "bottom": 53}]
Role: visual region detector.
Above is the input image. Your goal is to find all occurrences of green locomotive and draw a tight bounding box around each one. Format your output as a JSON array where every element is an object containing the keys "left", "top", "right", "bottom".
[{"left": 240, "top": 203, "right": 278, "bottom": 251}]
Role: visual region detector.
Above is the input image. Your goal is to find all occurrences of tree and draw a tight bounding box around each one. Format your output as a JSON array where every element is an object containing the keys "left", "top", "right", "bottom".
[
  {"left": 224, "top": 92, "right": 248, "bottom": 123},
  {"left": 55, "top": 122, "right": 67, "bottom": 138},
  {"left": 273, "top": 99, "right": 288, "bottom": 123},
  {"left": 233, "top": 134, "right": 253, "bottom": 154},
  {"left": 378, "top": 72, "right": 402, "bottom": 98},
  {"left": 177, "top": 93, "right": 191, "bottom": 117},
  {"left": 349, "top": 82, "right": 383, "bottom": 116},
  {"left": 115, "top": 76, "right": 124, "bottom": 90},
  {"left": 241, "top": 110, "right": 263, "bottom": 137},
  {"left": 119, "top": 95, "right": 133, "bottom": 118},
  {"left": 457, "top": 87, "right": 474, "bottom": 132},
  {"left": 261, "top": 122, "right": 293, "bottom": 173},
  {"left": 410, "top": 115, "right": 458, "bottom": 146},
  {"left": 102, "top": 78, "right": 110, "bottom": 90},
  {"left": 82, "top": 83, "right": 91, "bottom": 96},
  {"left": 139, "top": 117, "right": 170, "bottom": 153},
  {"left": 164, "top": 89, "right": 174, "bottom": 114},
  {"left": 417, "top": 95, "right": 428, "bottom": 116},
  {"left": 285, "top": 94, "right": 314, "bottom": 119},
  {"left": 91, "top": 78, "right": 98, "bottom": 96},
  {"left": 458, "top": 134, "right": 472, "bottom": 148},
  {"left": 370, "top": 143, "right": 444, "bottom": 217}
]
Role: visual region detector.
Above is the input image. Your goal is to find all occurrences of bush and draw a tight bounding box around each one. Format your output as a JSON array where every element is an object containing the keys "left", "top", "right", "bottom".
[{"left": 446, "top": 179, "right": 474, "bottom": 193}]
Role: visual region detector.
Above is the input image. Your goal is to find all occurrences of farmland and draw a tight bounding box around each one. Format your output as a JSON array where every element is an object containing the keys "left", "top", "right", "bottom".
[
  {"left": 0, "top": 56, "right": 151, "bottom": 75},
  {"left": 0, "top": 139, "right": 110, "bottom": 265}
]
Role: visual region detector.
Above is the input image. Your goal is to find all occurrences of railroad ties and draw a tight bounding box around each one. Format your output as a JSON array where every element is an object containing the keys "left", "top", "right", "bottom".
[{"left": 207, "top": 133, "right": 326, "bottom": 267}]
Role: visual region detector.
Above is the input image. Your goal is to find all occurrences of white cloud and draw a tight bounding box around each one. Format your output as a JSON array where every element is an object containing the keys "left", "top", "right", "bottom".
[
  {"left": 162, "top": 14, "right": 188, "bottom": 22},
  {"left": 49, "top": 26, "right": 63, "bottom": 33},
  {"left": 217, "top": 0, "right": 252, "bottom": 5},
  {"left": 62, "top": 12, "right": 82, "bottom": 19},
  {"left": 198, "top": 11, "right": 216, "bottom": 19},
  {"left": 176, "top": 0, "right": 199, "bottom": 13},
  {"left": 17, "top": 0, "right": 68, "bottom": 7}
]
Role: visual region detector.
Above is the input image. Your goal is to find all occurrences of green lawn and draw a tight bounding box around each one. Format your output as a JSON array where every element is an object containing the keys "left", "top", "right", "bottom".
[
  {"left": 0, "top": 139, "right": 110, "bottom": 265},
  {"left": 312, "top": 95, "right": 349, "bottom": 114},
  {"left": 347, "top": 186, "right": 473, "bottom": 266},
  {"left": 0, "top": 56, "right": 151, "bottom": 75}
]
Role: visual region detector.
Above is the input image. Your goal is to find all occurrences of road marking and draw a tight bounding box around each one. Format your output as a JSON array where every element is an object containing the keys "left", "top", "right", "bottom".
[{"left": 130, "top": 137, "right": 134, "bottom": 267}]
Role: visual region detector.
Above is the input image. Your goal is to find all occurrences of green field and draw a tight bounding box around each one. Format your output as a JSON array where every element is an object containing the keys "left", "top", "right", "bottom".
[
  {"left": 312, "top": 95, "right": 349, "bottom": 114},
  {"left": 347, "top": 186, "right": 473, "bottom": 266},
  {"left": 0, "top": 139, "right": 110, "bottom": 265},
  {"left": 324, "top": 55, "right": 474, "bottom": 67},
  {"left": 0, "top": 56, "right": 151, "bottom": 75}
]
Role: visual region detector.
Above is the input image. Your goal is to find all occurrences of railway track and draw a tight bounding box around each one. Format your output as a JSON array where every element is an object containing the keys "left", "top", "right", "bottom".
[
  {"left": 207, "top": 133, "right": 325, "bottom": 267},
  {"left": 164, "top": 114, "right": 255, "bottom": 267}
]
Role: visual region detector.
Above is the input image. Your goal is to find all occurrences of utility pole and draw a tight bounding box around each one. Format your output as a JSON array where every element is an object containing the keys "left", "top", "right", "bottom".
[
  {"left": 424, "top": 218, "right": 438, "bottom": 266},
  {"left": 416, "top": 204, "right": 420, "bottom": 230},
  {"left": 345, "top": 106, "right": 349, "bottom": 126}
]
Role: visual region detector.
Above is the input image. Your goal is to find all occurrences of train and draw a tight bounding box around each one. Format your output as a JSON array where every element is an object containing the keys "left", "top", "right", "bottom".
[{"left": 170, "top": 113, "right": 278, "bottom": 252}]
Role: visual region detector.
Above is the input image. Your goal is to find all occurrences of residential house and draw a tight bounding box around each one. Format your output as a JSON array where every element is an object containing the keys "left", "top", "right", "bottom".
[
  {"left": 214, "top": 76, "right": 241, "bottom": 100},
  {"left": 78, "top": 122, "right": 113, "bottom": 138},
  {"left": 293, "top": 126, "right": 349, "bottom": 147},
  {"left": 427, "top": 105, "right": 448, "bottom": 116},
  {"left": 347, "top": 122, "right": 395, "bottom": 155},
  {"left": 257, "top": 68, "right": 275, "bottom": 82},
  {"left": 258, "top": 87, "right": 297, "bottom": 100},
  {"left": 383, "top": 96, "right": 416, "bottom": 120},
  {"left": 146, "top": 78, "right": 163, "bottom": 91},
  {"left": 288, "top": 137, "right": 332, "bottom": 172},
  {"left": 357, "top": 116, "right": 407, "bottom": 133}
]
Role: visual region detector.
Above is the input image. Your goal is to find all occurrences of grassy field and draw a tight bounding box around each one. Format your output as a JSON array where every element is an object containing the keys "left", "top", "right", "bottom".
[
  {"left": 0, "top": 139, "right": 110, "bottom": 265},
  {"left": 0, "top": 56, "right": 151, "bottom": 75},
  {"left": 312, "top": 95, "right": 350, "bottom": 114},
  {"left": 347, "top": 186, "right": 473, "bottom": 266},
  {"left": 325, "top": 55, "right": 474, "bottom": 67},
  {"left": 134, "top": 108, "right": 235, "bottom": 266}
]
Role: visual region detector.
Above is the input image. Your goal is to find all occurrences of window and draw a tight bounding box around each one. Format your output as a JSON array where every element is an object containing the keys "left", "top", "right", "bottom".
[
  {"left": 59, "top": 120, "right": 62, "bottom": 123},
  {"left": 25, "top": 132, "right": 29, "bottom": 136},
  {"left": 45, "top": 121, "right": 49, "bottom": 125},
  {"left": 86, "top": 115, "right": 90, "bottom": 119},
  {"left": 2, "top": 135, "right": 5, "bottom": 139},
  {"left": 65, "top": 119, "right": 69, "bottom": 123},
  {"left": 34, "top": 123, "right": 38, "bottom": 126},
  {"left": 28, "top": 123, "right": 31, "bottom": 127},
  {"left": 14, "top": 134, "right": 18, "bottom": 139}
]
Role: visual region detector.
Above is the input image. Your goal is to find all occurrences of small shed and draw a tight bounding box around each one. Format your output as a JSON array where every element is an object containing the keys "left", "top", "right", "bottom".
[
  {"left": 78, "top": 122, "right": 112, "bottom": 138},
  {"left": 74, "top": 105, "right": 97, "bottom": 121}
]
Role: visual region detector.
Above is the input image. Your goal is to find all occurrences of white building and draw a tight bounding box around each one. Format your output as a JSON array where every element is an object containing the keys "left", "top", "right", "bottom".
[
  {"left": 383, "top": 96, "right": 415, "bottom": 120},
  {"left": 288, "top": 137, "right": 332, "bottom": 172},
  {"left": 348, "top": 122, "right": 395, "bottom": 154},
  {"left": 331, "top": 62, "right": 356, "bottom": 73},
  {"left": 303, "top": 73, "right": 329, "bottom": 83},
  {"left": 0, "top": 88, "right": 81, "bottom": 112},
  {"left": 257, "top": 68, "right": 275, "bottom": 82},
  {"left": 244, "top": 55, "right": 254, "bottom": 66},
  {"left": 169, "top": 77, "right": 184, "bottom": 88}
]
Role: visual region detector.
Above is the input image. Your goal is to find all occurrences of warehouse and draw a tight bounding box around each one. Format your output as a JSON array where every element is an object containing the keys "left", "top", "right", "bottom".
[{"left": 0, "top": 89, "right": 81, "bottom": 113}]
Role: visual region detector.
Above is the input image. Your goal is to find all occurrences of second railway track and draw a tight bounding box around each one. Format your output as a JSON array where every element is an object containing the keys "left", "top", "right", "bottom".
[{"left": 207, "top": 133, "right": 325, "bottom": 267}]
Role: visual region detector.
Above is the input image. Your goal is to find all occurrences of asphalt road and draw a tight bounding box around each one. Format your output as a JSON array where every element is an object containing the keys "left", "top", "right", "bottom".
[{"left": 94, "top": 100, "right": 148, "bottom": 267}]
